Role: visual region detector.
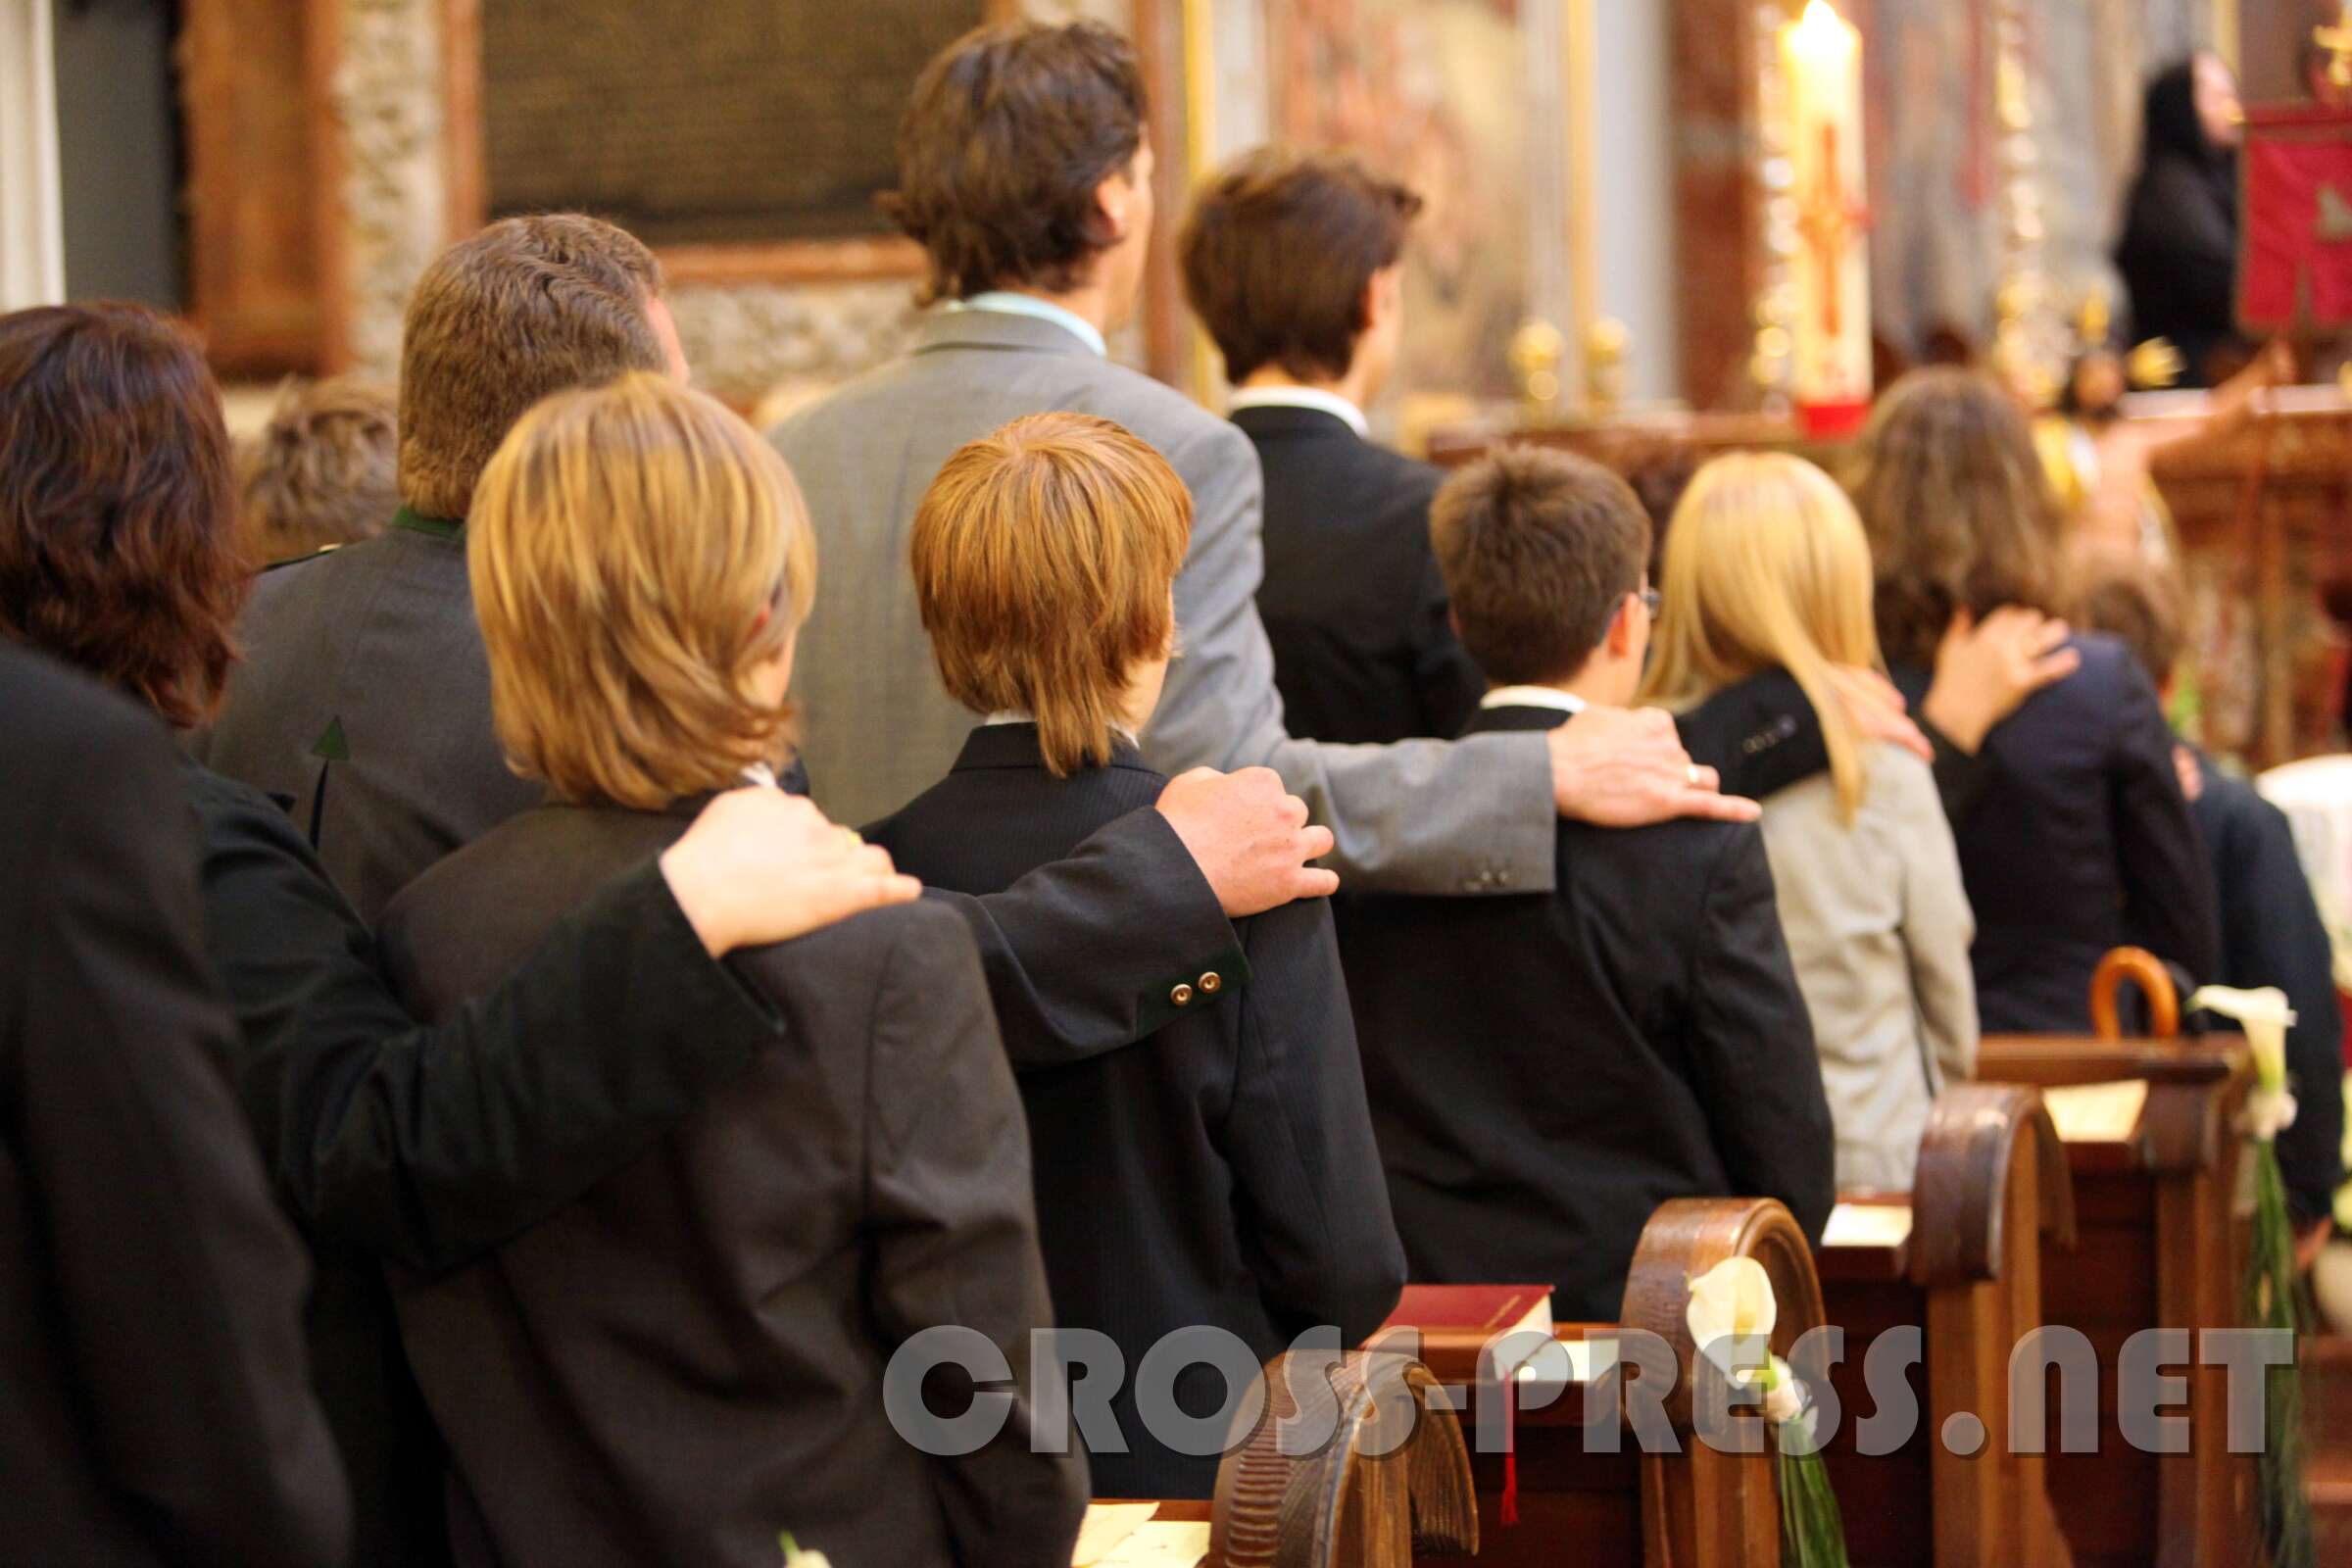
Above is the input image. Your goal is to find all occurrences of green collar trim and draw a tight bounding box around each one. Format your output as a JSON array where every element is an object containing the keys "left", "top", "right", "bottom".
[{"left": 390, "top": 506, "right": 463, "bottom": 540}]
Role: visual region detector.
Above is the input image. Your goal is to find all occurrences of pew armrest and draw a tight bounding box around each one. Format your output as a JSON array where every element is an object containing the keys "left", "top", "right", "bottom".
[
  {"left": 1617, "top": 1197, "right": 1825, "bottom": 1435},
  {"left": 1909, "top": 1083, "right": 2078, "bottom": 1286},
  {"left": 1211, "top": 1349, "right": 1477, "bottom": 1568}
]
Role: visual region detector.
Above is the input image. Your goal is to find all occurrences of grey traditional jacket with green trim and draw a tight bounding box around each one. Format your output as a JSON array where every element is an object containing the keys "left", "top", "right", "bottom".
[{"left": 193, "top": 510, "right": 540, "bottom": 925}]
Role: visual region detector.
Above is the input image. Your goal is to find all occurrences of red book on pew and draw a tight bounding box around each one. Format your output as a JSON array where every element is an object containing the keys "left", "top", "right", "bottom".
[{"left": 1369, "top": 1284, "right": 1554, "bottom": 1385}]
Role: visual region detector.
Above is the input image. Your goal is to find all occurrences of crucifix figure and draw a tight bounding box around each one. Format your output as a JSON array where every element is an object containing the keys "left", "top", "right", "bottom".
[{"left": 1795, "top": 121, "right": 1870, "bottom": 339}]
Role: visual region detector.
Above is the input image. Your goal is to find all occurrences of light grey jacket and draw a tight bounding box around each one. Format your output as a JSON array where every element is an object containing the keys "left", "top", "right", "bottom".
[
  {"left": 770, "top": 308, "right": 1557, "bottom": 895},
  {"left": 1757, "top": 746, "right": 1979, "bottom": 1192}
]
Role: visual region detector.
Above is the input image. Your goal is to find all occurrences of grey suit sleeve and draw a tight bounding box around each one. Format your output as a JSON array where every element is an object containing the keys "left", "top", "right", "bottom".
[
  {"left": 1686, "top": 827, "right": 1836, "bottom": 1239},
  {"left": 863, "top": 904, "right": 1086, "bottom": 1567},
  {"left": 1215, "top": 901, "right": 1406, "bottom": 1346},
  {"left": 1139, "top": 416, "right": 1558, "bottom": 897},
  {"left": 17, "top": 722, "right": 349, "bottom": 1568}
]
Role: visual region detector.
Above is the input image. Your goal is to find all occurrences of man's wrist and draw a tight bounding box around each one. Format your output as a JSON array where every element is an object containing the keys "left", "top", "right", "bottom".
[{"left": 657, "top": 844, "right": 735, "bottom": 957}]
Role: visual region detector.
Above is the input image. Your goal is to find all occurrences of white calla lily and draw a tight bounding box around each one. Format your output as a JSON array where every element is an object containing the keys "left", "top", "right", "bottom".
[
  {"left": 2189, "top": 984, "right": 2295, "bottom": 1091},
  {"left": 1686, "top": 1256, "right": 1778, "bottom": 1379}
]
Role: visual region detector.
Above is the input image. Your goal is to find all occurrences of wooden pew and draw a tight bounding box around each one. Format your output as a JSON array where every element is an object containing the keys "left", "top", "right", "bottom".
[
  {"left": 1386, "top": 1197, "right": 1821, "bottom": 1568},
  {"left": 1977, "top": 955, "right": 2258, "bottom": 1568},
  {"left": 1210, "top": 1348, "right": 1477, "bottom": 1568},
  {"left": 1814, "top": 1083, "right": 2077, "bottom": 1568},
  {"left": 1087, "top": 1349, "right": 1475, "bottom": 1568}
]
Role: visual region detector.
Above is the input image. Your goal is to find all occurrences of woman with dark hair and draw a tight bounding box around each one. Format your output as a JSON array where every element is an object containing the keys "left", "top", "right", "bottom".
[
  {"left": 2115, "top": 53, "right": 2248, "bottom": 386},
  {"left": 1849, "top": 368, "right": 2221, "bottom": 1032},
  {"left": 0, "top": 301, "right": 924, "bottom": 1565}
]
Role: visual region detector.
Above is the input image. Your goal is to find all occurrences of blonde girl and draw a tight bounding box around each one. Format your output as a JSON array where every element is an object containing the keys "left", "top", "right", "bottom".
[{"left": 1642, "top": 452, "right": 1978, "bottom": 1189}]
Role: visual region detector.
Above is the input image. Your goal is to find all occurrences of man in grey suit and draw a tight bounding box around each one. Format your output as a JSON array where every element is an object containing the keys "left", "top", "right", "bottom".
[
  {"left": 774, "top": 20, "right": 1764, "bottom": 891},
  {"left": 195, "top": 213, "right": 1340, "bottom": 999}
]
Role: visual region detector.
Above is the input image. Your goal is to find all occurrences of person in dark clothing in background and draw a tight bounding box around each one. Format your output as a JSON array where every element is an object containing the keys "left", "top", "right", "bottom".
[
  {"left": 2074, "top": 560, "right": 2345, "bottom": 1239},
  {"left": 869, "top": 411, "right": 1405, "bottom": 1500},
  {"left": 2116, "top": 53, "right": 2250, "bottom": 387},
  {"left": 1846, "top": 369, "right": 2220, "bottom": 1032},
  {"left": 1180, "top": 145, "right": 1484, "bottom": 744},
  {"left": 1340, "top": 446, "right": 1833, "bottom": 1323}
]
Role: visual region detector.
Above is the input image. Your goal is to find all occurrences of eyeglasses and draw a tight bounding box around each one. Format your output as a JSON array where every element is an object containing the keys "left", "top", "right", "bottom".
[{"left": 1599, "top": 586, "right": 1661, "bottom": 646}]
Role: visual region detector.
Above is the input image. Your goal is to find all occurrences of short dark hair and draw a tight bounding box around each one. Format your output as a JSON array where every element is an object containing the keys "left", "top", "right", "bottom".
[
  {"left": 2070, "top": 557, "right": 2184, "bottom": 691},
  {"left": 0, "top": 303, "right": 243, "bottom": 727},
  {"left": 1179, "top": 146, "right": 1422, "bottom": 382},
  {"left": 884, "top": 20, "right": 1146, "bottom": 305},
  {"left": 399, "top": 213, "right": 667, "bottom": 519},
  {"left": 1431, "top": 446, "right": 1652, "bottom": 687}
]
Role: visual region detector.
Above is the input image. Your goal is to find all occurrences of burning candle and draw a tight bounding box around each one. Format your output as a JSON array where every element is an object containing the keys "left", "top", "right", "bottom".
[{"left": 1779, "top": 0, "right": 1871, "bottom": 435}]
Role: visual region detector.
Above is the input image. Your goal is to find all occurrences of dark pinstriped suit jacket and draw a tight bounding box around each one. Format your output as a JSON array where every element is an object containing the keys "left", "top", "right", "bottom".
[
  {"left": 867, "top": 723, "right": 1406, "bottom": 1500},
  {"left": 380, "top": 800, "right": 1085, "bottom": 1568}
]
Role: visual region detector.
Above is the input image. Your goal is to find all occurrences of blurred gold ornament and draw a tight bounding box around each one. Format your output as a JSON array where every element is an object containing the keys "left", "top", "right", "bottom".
[
  {"left": 2076, "top": 290, "right": 2113, "bottom": 352},
  {"left": 2127, "top": 337, "right": 2183, "bottom": 390},
  {"left": 1585, "top": 317, "right": 1630, "bottom": 415},
  {"left": 1508, "top": 318, "right": 1567, "bottom": 416}
]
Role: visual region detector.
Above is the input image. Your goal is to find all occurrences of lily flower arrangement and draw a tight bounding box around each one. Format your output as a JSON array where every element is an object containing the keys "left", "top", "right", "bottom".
[
  {"left": 1686, "top": 1256, "right": 1847, "bottom": 1568},
  {"left": 2189, "top": 984, "right": 2312, "bottom": 1568}
]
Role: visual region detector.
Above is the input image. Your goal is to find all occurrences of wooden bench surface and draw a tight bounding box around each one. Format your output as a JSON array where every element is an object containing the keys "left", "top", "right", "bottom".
[{"left": 1977, "top": 1031, "right": 2256, "bottom": 1568}]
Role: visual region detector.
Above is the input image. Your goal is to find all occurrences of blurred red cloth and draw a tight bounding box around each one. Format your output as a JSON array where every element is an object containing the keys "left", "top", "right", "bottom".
[{"left": 2241, "top": 105, "right": 2352, "bottom": 330}]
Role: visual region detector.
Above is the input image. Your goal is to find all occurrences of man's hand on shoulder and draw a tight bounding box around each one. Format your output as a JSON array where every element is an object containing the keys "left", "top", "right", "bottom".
[
  {"left": 661, "top": 787, "right": 922, "bottom": 956},
  {"left": 1156, "top": 766, "right": 1340, "bottom": 916},
  {"left": 1549, "top": 706, "right": 1760, "bottom": 826}
]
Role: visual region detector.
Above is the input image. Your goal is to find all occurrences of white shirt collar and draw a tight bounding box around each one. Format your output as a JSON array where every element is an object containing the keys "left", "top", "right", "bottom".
[
  {"left": 982, "top": 710, "right": 1140, "bottom": 744},
  {"left": 1480, "top": 685, "right": 1588, "bottom": 714},
  {"left": 1227, "top": 384, "right": 1371, "bottom": 439},
  {"left": 951, "top": 292, "right": 1108, "bottom": 358}
]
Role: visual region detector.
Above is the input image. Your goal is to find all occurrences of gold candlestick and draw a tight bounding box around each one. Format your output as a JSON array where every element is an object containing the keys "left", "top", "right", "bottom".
[{"left": 1508, "top": 318, "right": 1567, "bottom": 420}]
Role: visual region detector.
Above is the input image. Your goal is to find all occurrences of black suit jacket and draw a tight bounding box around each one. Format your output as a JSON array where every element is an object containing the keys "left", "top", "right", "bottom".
[
  {"left": 867, "top": 724, "right": 1406, "bottom": 1499},
  {"left": 1679, "top": 640, "right": 2223, "bottom": 1034},
  {"left": 2187, "top": 748, "right": 2347, "bottom": 1222},
  {"left": 1906, "top": 637, "right": 2219, "bottom": 1033},
  {"left": 1339, "top": 703, "right": 1834, "bottom": 1323},
  {"left": 379, "top": 802, "right": 1084, "bottom": 1568},
  {"left": 185, "top": 760, "right": 797, "bottom": 1567},
  {"left": 1679, "top": 665, "right": 1994, "bottom": 822},
  {"left": 1236, "top": 405, "right": 1484, "bottom": 744},
  {"left": 0, "top": 647, "right": 348, "bottom": 1568}
]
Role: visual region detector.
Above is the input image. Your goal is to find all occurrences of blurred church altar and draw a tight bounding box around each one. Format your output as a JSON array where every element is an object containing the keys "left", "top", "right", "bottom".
[{"left": 14, "top": 0, "right": 2352, "bottom": 765}]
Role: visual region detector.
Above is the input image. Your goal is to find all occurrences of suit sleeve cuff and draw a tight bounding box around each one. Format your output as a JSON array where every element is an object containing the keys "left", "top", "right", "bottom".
[{"left": 608, "top": 859, "right": 788, "bottom": 1037}]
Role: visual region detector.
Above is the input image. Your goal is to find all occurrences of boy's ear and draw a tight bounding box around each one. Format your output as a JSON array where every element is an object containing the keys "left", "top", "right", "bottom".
[{"left": 1604, "top": 596, "right": 1637, "bottom": 660}]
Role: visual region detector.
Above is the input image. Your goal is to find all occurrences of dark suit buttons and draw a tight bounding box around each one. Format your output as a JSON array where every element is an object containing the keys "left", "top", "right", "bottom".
[
  {"left": 1170, "top": 983, "right": 1196, "bottom": 1007},
  {"left": 1199, "top": 971, "right": 1221, "bottom": 995}
]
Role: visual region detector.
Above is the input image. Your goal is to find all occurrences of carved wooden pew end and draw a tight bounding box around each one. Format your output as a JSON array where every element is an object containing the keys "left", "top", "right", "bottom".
[{"left": 1209, "top": 1349, "right": 1477, "bottom": 1568}]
